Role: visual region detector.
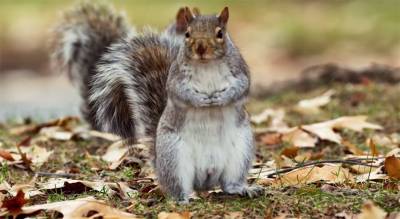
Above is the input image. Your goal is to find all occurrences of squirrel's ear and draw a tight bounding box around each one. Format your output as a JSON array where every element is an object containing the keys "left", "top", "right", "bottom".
[
  {"left": 218, "top": 7, "right": 229, "bottom": 25},
  {"left": 176, "top": 7, "right": 188, "bottom": 32},
  {"left": 176, "top": 7, "right": 195, "bottom": 32},
  {"left": 192, "top": 7, "right": 201, "bottom": 16},
  {"left": 184, "top": 7, "right": 195, "bottom": 22}
]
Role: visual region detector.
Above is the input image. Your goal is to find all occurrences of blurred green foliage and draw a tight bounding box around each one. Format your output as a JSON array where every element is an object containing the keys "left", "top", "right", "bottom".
[{"left": 1, "top": 0, "right": 400, "bottom": 57}]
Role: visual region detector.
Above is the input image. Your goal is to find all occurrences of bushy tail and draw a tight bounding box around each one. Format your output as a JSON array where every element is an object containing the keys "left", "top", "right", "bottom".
[{"left": 50, "top": 2, "right": 131, "bottom": 128}]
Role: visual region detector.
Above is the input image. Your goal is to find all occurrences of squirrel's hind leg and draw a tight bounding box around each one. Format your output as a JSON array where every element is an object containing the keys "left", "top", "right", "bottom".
[
  {"left": 220, "top": 122, "right": 264, "bottom": 198},
  {"left": 155, "top": 127, "right": 194, "bottom": 203}
]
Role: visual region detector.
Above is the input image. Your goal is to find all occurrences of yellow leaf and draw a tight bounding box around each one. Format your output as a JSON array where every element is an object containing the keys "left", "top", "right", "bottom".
[
  {"left": 158, "top": 211, "right": 191, "bottom": 219},
  {"left": 342, "top": 140, "right": 365, "bottom": 155},
  {"left": 358, "top": 201, "right": 387, "bottom": 219},
  {"left": 272, "top": 165, "right": 354, "bottom": 186}
]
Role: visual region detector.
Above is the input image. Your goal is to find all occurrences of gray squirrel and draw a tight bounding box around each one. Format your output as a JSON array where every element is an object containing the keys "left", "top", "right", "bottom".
[{"left": 51, "top": 3, "right": 263, "bottom": 203}]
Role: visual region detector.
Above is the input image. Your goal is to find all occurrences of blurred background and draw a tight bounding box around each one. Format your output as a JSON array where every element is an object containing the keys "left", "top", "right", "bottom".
[{"left": 1, "top": 0, "right": 400, "bottom": 121}]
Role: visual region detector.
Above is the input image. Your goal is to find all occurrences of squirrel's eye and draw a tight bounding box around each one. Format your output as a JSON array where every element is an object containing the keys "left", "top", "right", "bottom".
[
  {"left": 185, "top": 31, "right": 190, "bottom": 38},
  {"left": 216, "top": 30, "right": 223, "bottom": 39}
]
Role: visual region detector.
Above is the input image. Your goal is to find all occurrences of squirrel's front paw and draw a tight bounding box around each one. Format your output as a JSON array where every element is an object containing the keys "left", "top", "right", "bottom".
[{"left": 209, "top": 88, "right": 231, "bottom": 106}]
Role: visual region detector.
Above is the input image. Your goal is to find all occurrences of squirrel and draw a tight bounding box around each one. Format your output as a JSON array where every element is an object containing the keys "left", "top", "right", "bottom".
[{"left": 51, "top": 3, "right": 263, "bottom": 203}]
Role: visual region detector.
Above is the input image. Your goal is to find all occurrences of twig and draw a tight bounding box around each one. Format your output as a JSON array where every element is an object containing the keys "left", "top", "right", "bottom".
[
  {"left": 36, "top": 172, "right": 79, "bottom": 178},
  {"left": 267, "top": 159, "right": 380, "bottom": 178}
]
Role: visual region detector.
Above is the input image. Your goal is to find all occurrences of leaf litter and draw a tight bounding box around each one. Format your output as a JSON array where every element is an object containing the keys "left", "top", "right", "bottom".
[{"left": 1, "top": 83, "right": 400, "bottom": 217}]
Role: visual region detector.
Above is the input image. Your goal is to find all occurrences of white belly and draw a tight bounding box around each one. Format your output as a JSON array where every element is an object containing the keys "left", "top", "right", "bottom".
[{"left": 178, "top": 106, "right": 244, "bottom": 190}]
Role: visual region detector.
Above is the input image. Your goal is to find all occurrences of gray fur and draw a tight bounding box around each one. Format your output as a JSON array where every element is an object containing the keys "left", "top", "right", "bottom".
[
  {"left": 52, "top": 4, "right": 262, "bottom": 202},
  {"left": 155, "top": 14, "right": 262, "bottom": 202},
  {"left": 50, "top": 2, "right": 132, "bottom": 131}
]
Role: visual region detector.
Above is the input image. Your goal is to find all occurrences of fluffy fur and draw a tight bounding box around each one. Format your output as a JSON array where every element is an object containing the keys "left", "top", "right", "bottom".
[
  {"left": 52, "top": 3, "right": 262, "bottom": 202},
  {"left": 51, "top": 3, "right": 182, "bottom": 140},
  {"left": 155, "top": 10, "right": 263, "bottom": 202},
  {"left": 50, "top": 3, "right": 131, "bottom": 130}
]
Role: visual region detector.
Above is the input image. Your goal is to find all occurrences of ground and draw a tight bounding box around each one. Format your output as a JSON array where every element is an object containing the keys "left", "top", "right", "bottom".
[{"left": 0, "top": 81, "right": 399, "bottom": 218}]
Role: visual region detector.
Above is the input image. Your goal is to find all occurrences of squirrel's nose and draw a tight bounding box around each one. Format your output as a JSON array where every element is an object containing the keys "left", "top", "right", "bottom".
[{"left": 196, "top": 43, "right": 207, "bottom": 56}]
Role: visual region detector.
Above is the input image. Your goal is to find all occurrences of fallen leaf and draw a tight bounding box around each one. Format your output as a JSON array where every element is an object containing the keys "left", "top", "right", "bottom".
[
  {"left": 342, "top": 140, "right": 365, "bottom": 155},
  {"left": 0, "top": 150, "right": 15, "bottom": 161},
  {"left": 366, "top": 138, "right": 380, "bottom": 157},
  {"left": 38, "top": 178, "right": 137, "bottom": 198},
  {"left": 9, "top": 116, "right": 79, "bottom": 135},
  {"left": 102, "top": 141, "right": 129, "bottom": 170},
  {"left": 281, "top": 127, "right": 318, "bottom": 148},
  {"left": 295, "top": 89, "right": 335, "bottom": 114},
  {"left": 302, "top": 116, "right": 382, "bottom": 144},
  {"left": 40, "top": 126, "right": 74, "bottom": 141},
  {"left": 224, "top": 211, "right": 243, "bottom": 219},
  {"left": 356, "top": 166, "right": 388, "bottom": 182},
  {"left": 10, "top": 145, "right": 53, "bottom": 168},
  {"left": 1, "top": 190, "right": 27, "bottom": 216},
  {"left": 280, "top": 146, "right": 299, "bottom": 159},
  {"left": 88, "top": 130, "right": 121, "bottom": 141},
  {"left": 274, "top": 155, "right": 296, "bottom": 169},
  {"left": 17, "top": 136, "right": 31, "bottom": 147},
  {"left": 350, "top": 165, "right": 378, "bottom": 174},
  {"left": 251, "top": 108, "right": 288, "bottom": 132},
  {"left": 272, "top": 164, "right": 354, "bottom": 186},
  {"left": 260, "top": 133, "right": 282, "bottom": 146},
  {"left": 386, "top": 148, "right": 400, "bottom": 157},
  {"left": 18, "top": 197, "right": 137, "bottom": 219},
  {"left": 384, "top": 155, "right": 400, "bottom": 180},
  {"left": 358, "top": 201, "right": 387, "bottom": 219},
  {"left": 158, "top": 211, "right": 191, "bottom": 219}
]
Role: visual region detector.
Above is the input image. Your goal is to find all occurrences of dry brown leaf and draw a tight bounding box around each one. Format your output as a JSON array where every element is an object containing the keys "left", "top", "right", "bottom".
[
  {"left": 358, "top": 201, "right": 387, "bottom": 219},
  {"left": 158, "top": 211, "right": 191, "bottom": 219},
  {"left": 8, "top": 145, "right": 53, "bottom": 168},
  {"left": 39, "top": 126, "right": 74, "bottom": 141},
  {"left": 350, "top": 165, "right": 378, "bottom": 174},
  {"left": 9, "top": 116, "right": 79, "bottom": 135},
  {"left": 260, "top": 133, "right": 282, "bottom": 146},
  {"left": 356, "top": 166, "right": 388, "bottom": 182},
  {"left": 0, "top": 150, "right": 15, "bottom": 161},
  {"left": 274, "top": 155, "right": 296, "bottom": 169},
  {"left": 272, "top": 214, "right": 288, "bottom": 219},
  {"left": 386, "top": 148, "right": 400, "bottom": 157},
  {"left": 280, "top": 147, "right": 299, "bottom": 159},
  {"left": 366, "top": 138, "right": 380, "bottom": 157},
  {"left": 39, "top": 178, "right": 137, "bottom": 198},
  {"left": 7, "top": 181, "right": 44, "bottom": 199},
  {"left": 272, "top": 164, "right": 354, "bottom": 186},
  {"left": 1, "top": 190, "right": 27, "bottom": 216},
  {"left": 250, "top": 108, "right": 289, "bottom": 132},
  {"left": 384, "top": 155, "right": 400, "bottom": 180},
  {"left": 19, "top": 197, "right": 137, "bottom": 219},
  {"left": 295, "top": 89, "right": 335, "bottom": 114},
  {"left": 372, "top": 134, "right": 399, "bottom": 148},
  {"left": 302, "top": 116, "right": 382, "bottom": 144},
  {"left": 102, "top": 141, "right": 129, "bottom": 170},
  {"left": 224, "top": 211, "right": 243, "bottom": 219},
  {"left": 88, "top": 130, "right": 121, "bottom": 141},
  {"left": 342, "top": 140, "right": 365, "bottom": 155},
  {"left": 281, "top": 128, "right": 318, "bottom": 148}
]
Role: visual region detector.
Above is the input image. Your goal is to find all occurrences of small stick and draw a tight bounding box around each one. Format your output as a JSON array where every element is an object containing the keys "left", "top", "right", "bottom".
[
  {"left": 36, "top": 172, "right": 79, "bottom": 178},
  {"left": 266, "top": 159, "right": 380, "bottom": 178}
]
